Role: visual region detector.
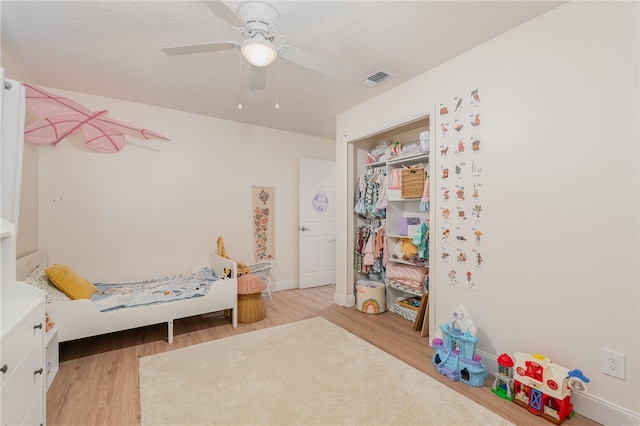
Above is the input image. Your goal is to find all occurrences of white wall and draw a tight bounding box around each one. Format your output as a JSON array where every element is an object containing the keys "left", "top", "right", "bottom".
[
  {"left": 2, "top": 42, "right": 334, "bottom": 286},
  {"left": 337, "top": 2, "right": 638, "bottom": 423},
  {"left": 35, "top": 90, "right": 334, "bottom": 285}
]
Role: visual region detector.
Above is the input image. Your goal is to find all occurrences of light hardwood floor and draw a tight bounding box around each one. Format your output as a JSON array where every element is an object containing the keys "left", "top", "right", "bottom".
[{"left": 47, "top": 285, "right": 601, "bottom": 426}]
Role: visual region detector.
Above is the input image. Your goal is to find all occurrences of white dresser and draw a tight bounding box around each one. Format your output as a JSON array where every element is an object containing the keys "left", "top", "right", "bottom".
[
  {"left": 1, "top": 219, "right": 46, "bottom": 425},
  {"left": 1, "top": 69, "right": 44, "bottom": 425}
]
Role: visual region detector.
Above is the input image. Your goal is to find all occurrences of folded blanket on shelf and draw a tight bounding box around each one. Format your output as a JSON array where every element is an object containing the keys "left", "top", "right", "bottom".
[{"left": 385, "top": 262, "right": 428, "bottom": 291}]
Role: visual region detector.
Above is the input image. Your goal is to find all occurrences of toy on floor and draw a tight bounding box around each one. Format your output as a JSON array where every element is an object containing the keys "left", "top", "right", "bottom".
[
  {"left": 431, "top": 304, "right": 488, "bottom": 387},
  {"left": 45, "top": 311, "right": 55, "bottom": 332},
  {"left": 491, "top": 352, "right": 590, "bottom": 425},
  {"left": 492, "top": 353, "right": 515, "bottom": 400},
  {"left": 223, "top": 268, "right": 232, "bottom": 278},
  {"left": 393, "top": 238, "right": 418, "bottom": 260}
]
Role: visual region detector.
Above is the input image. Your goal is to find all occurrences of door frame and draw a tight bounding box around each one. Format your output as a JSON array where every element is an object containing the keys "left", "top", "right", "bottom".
[
  {"left": 341, "top": 113, "right": 436, "bottom": 340},
  {"left": 298, "top": 158, "right": 336, "bottom": 289}
]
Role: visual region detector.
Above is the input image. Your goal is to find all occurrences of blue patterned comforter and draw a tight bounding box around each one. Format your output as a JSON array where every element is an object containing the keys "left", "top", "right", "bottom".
[{"left": 91, "top": 267, "right": 220, "bottom": 312}]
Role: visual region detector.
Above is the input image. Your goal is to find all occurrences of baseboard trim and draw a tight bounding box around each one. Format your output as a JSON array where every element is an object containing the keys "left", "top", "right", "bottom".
[
  {"left": 477, "top": 350, "right": 640, "bottom": 425},
  {"left": 270, "top": 279, "right": 298, "bottom": 292},
  {"left": 334, "top": 291, "right": 355, "bottom": 307},
  {"left": 572, "top": 391, "right": 640, "bottom": 425}
]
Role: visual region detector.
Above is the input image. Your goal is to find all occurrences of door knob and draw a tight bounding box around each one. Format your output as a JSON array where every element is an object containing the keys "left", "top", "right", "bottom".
[{"left": 299, "top": 226, "right": 310, "bottom": 231}]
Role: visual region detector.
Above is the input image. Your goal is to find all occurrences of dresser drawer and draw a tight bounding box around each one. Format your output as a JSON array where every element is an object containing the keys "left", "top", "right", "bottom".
[
  {"left": 21, "top": 387, "right": 44, "bottom": 426},
  {"left": 0, "top": 304, "right": 43, "bottom": 385},
  {"left": 1, "top": 342, "right": 44, "bottom": 425}
]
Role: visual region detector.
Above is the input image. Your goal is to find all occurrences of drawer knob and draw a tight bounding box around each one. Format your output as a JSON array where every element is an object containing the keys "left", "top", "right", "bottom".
[
  {"left": 34, "top": 368, "right": 43, "bottom": 376},
  {"left": 1, "top": 364, "right": 7, "bottom": 374},
  {"left": 34, "top": 323, "right": 43, "bottom": 330}
]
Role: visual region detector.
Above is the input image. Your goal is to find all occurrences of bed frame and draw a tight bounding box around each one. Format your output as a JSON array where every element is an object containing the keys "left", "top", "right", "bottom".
[{"left": 17, "top": 250, "right": 238, "bottom": 343}]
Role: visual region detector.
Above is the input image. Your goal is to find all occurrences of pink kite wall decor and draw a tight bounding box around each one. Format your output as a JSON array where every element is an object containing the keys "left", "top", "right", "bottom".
[{"left": 22, "top": 83, "right": 169, "bottom": 153}]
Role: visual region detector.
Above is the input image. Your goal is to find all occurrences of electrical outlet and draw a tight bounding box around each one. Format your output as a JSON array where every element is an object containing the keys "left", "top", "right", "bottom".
[{"left": 602, "top": 348, "right": 626, "bottom": 379}]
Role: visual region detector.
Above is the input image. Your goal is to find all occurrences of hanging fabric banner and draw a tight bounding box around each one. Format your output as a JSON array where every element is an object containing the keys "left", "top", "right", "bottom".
[{"left": 252, "top": 186, "right": 276, "bottom": 261}]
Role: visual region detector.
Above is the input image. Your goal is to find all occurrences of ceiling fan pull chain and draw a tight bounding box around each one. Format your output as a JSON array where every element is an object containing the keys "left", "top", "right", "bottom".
[
  {"left": 238, "top": 53, "right": 243, "bottom": 110},
  {"left": 275, "top": 57, "right": 280, "bottom": 110}
]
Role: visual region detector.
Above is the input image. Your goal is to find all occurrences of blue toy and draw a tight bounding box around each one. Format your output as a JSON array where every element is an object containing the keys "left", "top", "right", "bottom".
[{"left": 432, "top": 304, "right": 488, "bottom": 387}]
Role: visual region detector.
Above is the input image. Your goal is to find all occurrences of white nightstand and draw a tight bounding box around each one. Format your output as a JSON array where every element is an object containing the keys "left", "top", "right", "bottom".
[{"left": 45, "top": 327, "right": 59, "bottom": 390}]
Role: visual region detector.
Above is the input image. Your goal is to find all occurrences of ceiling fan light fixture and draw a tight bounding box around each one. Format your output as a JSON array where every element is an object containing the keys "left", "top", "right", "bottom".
[{"left": 241, "top": 36, "right": 277, "bottom": 67}]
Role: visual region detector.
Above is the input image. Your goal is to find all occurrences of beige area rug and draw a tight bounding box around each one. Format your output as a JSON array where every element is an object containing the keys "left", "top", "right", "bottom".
[{"left": 139, "top": 317, "right": 513, "bottom": 426}]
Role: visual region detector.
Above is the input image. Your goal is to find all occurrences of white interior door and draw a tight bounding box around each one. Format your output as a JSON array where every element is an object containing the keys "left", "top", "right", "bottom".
[{"left": 299, "top": 158, "right": 336, "bottom": 288}]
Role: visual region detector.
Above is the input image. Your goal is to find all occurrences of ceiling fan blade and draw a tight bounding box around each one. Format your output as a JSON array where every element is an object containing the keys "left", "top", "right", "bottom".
[
  {"left": 278, "top": 45, "right": 341, "bottom": 79},
  {"left": 202, "top": 1, "right": 246, "bottom": 27},
  {"left": 161, "top": 41, "right": 238, "bottom": 56},
  {"left": 249, "top": 66, "right": 267, "bottom": 91},
  {"left": 274, "top": 2, "right": 343, "bottom": 35}
]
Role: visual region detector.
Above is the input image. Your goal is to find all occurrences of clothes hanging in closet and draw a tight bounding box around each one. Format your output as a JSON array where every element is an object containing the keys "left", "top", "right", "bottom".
[
  {"left": 354, "top": 166, "right": 387, "bottom": 219},
  {"left": 420, "top": 169, "right": 430, "bottom": 212},
  {"left": 354, "top": 222, "right": 386, "bottom": 274},
  {"left": 411, "top": 221, "right": 430, "bottom": 260}
]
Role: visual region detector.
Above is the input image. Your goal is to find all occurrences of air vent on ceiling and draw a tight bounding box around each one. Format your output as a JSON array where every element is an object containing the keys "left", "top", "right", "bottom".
[{"left": 360, "top": 69, "right": 394, "bottom": 87}]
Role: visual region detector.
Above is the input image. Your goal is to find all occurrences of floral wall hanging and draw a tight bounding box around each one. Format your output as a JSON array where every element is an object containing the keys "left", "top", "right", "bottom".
[{"left": 252, "top": 186, "right": 275, "bottom": 261}]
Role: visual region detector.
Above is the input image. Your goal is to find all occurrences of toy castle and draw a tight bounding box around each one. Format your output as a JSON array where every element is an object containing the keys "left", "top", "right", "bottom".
[{"left": 431, "top": 304, "right": 488, "bottom": 387}]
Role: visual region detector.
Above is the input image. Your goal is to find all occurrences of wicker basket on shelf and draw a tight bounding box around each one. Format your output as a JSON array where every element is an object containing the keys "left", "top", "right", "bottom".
[{"left": 401, "top": 167, "right": 425, "bottom": 199}]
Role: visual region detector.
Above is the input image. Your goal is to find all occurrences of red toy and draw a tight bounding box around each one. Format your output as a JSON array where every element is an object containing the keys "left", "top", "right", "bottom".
[{"left": 491, "top": 352, "right": 589, "bottom": 425}]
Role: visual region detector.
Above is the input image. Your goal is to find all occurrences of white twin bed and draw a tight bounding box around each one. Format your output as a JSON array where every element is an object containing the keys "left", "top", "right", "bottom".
[{"left": 17, "top": 249, "right": 238, "bottom": 343}]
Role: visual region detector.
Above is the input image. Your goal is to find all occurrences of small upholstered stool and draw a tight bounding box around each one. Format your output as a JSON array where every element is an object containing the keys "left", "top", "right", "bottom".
[{"left": 237, "top": 274, "right": 267, "bottom": 323}]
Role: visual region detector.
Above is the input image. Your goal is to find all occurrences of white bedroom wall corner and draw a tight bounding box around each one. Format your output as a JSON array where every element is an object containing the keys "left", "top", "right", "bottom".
[{"left": 333, "top": 131, "right": 351, "bottom": 307}]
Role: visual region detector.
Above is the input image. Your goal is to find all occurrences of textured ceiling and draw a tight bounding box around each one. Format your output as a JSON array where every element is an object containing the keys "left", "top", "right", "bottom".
[{"left": 1, "top": 1, "right": 564, "bottom": 139}]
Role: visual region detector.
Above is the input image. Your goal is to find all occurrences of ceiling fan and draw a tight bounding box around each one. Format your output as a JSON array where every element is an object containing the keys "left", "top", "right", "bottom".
[{"left": 161, "top": 1, "right": 342, "bottom": 90}]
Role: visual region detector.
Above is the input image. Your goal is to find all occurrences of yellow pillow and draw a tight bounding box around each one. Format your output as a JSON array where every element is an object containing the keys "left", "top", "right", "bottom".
[{"left": 45, "top": 264, "right": 96, "bottom": 300}]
